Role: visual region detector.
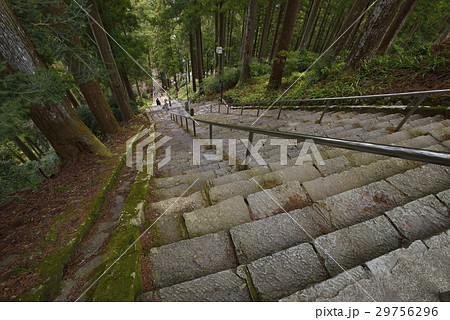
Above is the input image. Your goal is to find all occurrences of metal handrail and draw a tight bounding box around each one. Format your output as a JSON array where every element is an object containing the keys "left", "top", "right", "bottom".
[
  {"left": 218, "top": 89, "right": 450, "bottom": 129},
  {"left": 229, "top": 89, "right": 450, "bottom": 107},
  {"left": 169, "top": 111, "right": 450, "bottom": 167}
]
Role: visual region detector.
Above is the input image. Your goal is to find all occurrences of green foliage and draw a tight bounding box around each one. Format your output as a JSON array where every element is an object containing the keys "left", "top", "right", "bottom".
[
  {"left": 0, "top": 150, "right": 60, "bottom": 206},
  {"left": 200, "top": 67, "right": 240, "bottom": 96}
]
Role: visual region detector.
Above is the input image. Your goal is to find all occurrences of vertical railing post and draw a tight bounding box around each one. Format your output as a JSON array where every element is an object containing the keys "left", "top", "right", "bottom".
[
  {"left": 193, "top": 120, "right": 196, "bottom": 136},
  {"left": 241, "top": 105, "right": 244, "bottom": 116},
  {"left": 277, "top": 103, "right": 283, "bottom": 119},
  {"left": 243, "top": 132, "right": 254, "bottom": 170},
  {"left": 257, "top": 103, "right": 260, "bottom": 117},
  {"left": 218, "top": 104, "right": 221, "bottom": 113},
  {"left": 209, "top": 124, "right": 212, "bottom": 140},
  {"left": 186, "top": 117, "right": 189, "bottom": 131},
  {"left": 318, "top": 101, "right": 332, "bottom": 124},
  {"left": 210, "top": 104, "right": 212, "bottom": 113},
  {"left": 395, "top": 94, "right": 428, "bottom": 132}
]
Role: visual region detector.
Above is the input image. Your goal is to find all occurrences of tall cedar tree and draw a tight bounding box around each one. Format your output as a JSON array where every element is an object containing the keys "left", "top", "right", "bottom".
[
  {"left": 345, "top": 0, "right": 404, "bottom": 70},
  {"left": 298, "top": 0, "right": 321, "bottom": 51},
  {"left": 0, "top": 0, "right": 111, "bottom": 159},
  {"left": 331, "top": 0, "right": 371, "bottom": 57},
  {"left": 267, "top": 0, "right": 301, "bottom": 90},
  {"left": 240, "top": 0, "right": 258, "bottom": 82},
  {"left": 87, "top": 0, "right": 134, "bottom": 121}
]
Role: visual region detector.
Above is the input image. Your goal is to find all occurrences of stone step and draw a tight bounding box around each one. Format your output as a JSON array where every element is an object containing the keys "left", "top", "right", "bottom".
[
  {"left": 154, "top": 169, "right": 216, "bottom": 189},
  {"left": 314, "top": 215, "right": 402, "bottom": 276},
  {"left": 247, "top": 181, "right": 312, "bottom": 220},
  {"left": 315, "top": 194, "right": 450, "bottom": 276},
  {"left": 303, "top": 157, "right": 417, "bottom": 202},
  {"left": 208, "top": 163, "right": 321, "bottom": 203},
  {"left": 230, "top": 180, "right": 408, "bottom": 265},
  {"left": 281, "top": 229, "right": 450, "bottom": 301},
  {"left": 183, "top": 196, "right": 251, "bottom": 238},
  {"left": 139, "top": 269, "right": 252, "bottom": 302},
  {"left": 246, "top": 242, "right": 328, "bottom": 301},
  {"left": 150, "top": 231, "right": 237, "bottom": 288},
  {"left": 150, "top": 190, "right": 208, "bottom": 216}
]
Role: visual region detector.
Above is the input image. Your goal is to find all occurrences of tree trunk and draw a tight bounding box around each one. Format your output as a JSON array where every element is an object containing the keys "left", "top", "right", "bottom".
[
  {"left": 239, "top": 0, "right": 258, "bottom": 83},
  {"left": 269, "top": 2, "right": 286, "bottom": 61},
  {"left": 195, "top": 23, "right": 204, "bottom": 92},
  {"left": 258, "top": 0, "right": 274, "bottom": 61},
  {"left": 25, "top": 136, "right": 44, "bottom": 157},
  {"left": 226, "top": 12, "right": 234, "bottom": 64},
  {"left": 189, "top": 33, "right": 197, "bottom": 93},
  {"left": 135, "top": 79, "right": 142, "bottom": 98},
  {"left": 13, "top": 136, "right": 39, "bottom": 161},
  {"left": 378, "top": 0, "right": 419, "bottom": 54},
  {"left": 0, "top": 0, "right": 111, "bottom": 160},
  {"left": 66, "top": 89, "right": 80, "bottom": 108},
  {"left": 331, "top": 0, "right": 371, "bottom": 57},
  {"left": 313, "top": 0, "right": 331, "bottom": 52},
  {"left": 345, "top": 0, "right": 404, "bottom": 70},
  {"left": 69, "top": 51, "right": 120, "bottom": 135},
  {"left": 6, "top": 144, "right": 26, "bottom": 164},
  {"left": 214, "top": 9, "right": 219, "bottom": 70},
  {"left": 299, "top": 0, "right": 321, "bottom": 51},
  {"left": 79, "top": 79, "right": 120, "bottom": 134},
  {"left": 267, "top": 0, "right": 301, "bottom": 90},
  {"left": 321, "top": 9, "right": 344, "bottom": 53},
  {"left": 87, "top": 0, "right": 134, "bottom": 121},
  {"left": 119, "top": 67, "right": 137, "bottom": 103}
]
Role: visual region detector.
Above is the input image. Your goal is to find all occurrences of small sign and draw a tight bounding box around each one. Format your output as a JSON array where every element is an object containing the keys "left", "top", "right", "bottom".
[{"left": 216, "top": 46, "right": 223, "bottom": 54}]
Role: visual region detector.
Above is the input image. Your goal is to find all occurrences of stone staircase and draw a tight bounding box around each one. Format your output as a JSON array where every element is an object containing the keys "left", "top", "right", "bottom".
[{"left": 140, "top": 103, "right": 450, "bottom": 302}]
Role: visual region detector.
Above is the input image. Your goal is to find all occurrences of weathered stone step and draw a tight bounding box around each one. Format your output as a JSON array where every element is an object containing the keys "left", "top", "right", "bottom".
[
  {"left": 247, "top": 181, "right": 312, "bottom": 220},
  {"left": 150, "top": 231, "right": 237, "bottom": 288},
  {"left": 281, "top": 228, "right": 450, "bottom": 301},
  {"left": 209, "top": 163, "right": 321, "bottom": 203},
  {"left": 150, "top": 190, "right": 208, "bottom": 216},
  {"left": 154, "top": 170, "right": 216, "bottom": 189},
  {"left": 139, "top": 269, "right": 252, "bottom": 302},
  {"left": 231, "top": 180, "right": 408, "bottom": 264},
  {"left": 303, "top": 157, "right": 417, "bottom": 201},
  {"left": 183, "top": 196, "right": 251, "bottom": 238},
  {"left": 315, "top": 194, "right": 450, "bottom": 276},
  {"left": 246, "top": 242, "right": 328, "bottom": 301}
]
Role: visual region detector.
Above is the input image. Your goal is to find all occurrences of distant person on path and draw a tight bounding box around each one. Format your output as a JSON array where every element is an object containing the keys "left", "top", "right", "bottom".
[
  {"left": 163, "top": 99, "right": 169, "bottom": 110},
  {"left": 156, "top": 98, "right": 161, "bottom": 106}
]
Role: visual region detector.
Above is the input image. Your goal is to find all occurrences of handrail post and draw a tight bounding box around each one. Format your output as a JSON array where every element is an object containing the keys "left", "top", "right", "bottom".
[
  {"left": 243, "top": 132, "right": 254, "bottom": 170},
  {"left": 277, "top": 103, "right": 283, "bottom": 119},
  {"left": 193, "top": 120, "right": 196, "bottom": 136},
  {"left": 209, "top": 124, "right": 212, "bottom": 140},
  {"left": 257, "top": 103, "right": 260, "bottom": 117},
  {"left": 186, "top": 117, "right": 189, "bottom": 131},
  {"left": 210, "top": 104, "right": 212, "bottom": 113},
  {"left": 318, "top": 101, "right": 332, "bottom": 124},
  {"left": 218, "top": 104, "right": 221, "bottom": 113},
  {"left": 395, "top": 94, "right": 428, "bottom": 132},
  {"left": 241, "top": 105, "right": 244, "bottom": 116}
]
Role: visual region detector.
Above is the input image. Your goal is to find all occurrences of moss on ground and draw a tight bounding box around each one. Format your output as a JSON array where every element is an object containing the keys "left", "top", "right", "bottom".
[{"left": 19, "top": 149, "right": 128, "bottom": 301}]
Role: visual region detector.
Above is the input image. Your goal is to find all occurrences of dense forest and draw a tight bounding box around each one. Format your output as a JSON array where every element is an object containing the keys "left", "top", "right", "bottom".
[{"left": 0, "top": 0, "right": 449, "bottom": 203}]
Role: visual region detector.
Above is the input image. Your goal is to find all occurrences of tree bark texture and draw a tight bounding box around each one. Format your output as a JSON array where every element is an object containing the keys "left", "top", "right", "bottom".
[{"left": 0, "top": 0, "right": 111, "bottom": 159}]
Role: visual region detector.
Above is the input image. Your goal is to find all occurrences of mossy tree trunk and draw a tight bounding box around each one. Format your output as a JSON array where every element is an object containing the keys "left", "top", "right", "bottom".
[{"left": 0, "top": 0, "right": 111, "bottom": 160}]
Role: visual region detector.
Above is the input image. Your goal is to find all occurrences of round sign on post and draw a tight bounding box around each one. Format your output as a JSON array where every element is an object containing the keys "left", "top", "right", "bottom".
[{"left": 216, "top": 46, "right": 223, "bottom": 55}]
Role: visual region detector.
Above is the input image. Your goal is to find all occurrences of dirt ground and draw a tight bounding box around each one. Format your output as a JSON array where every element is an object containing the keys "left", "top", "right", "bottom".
[{"left": 0, "top": 114, "right": 149, "bottom": 301}]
